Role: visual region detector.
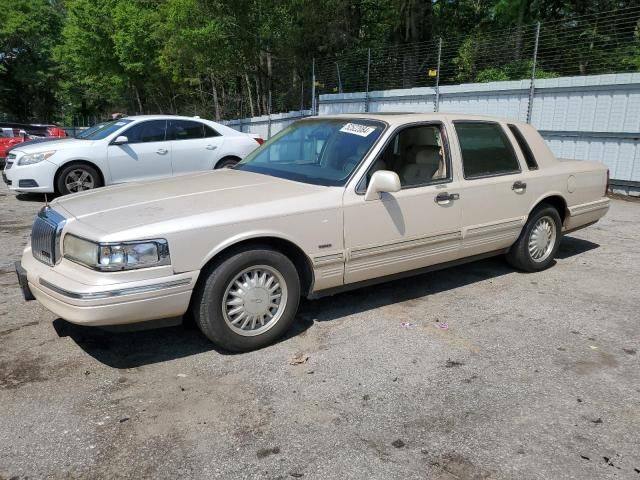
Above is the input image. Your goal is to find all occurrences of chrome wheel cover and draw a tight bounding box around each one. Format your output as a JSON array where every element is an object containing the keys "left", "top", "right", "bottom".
[
  {"left": 222, "top": 265, "right": 287, "bottom": 337},
  {"left": 528, "top": 216, "right": 556, "bottom": 262},
  {"left": 64, "top": 169, "right": 95, "bottom": 192}
]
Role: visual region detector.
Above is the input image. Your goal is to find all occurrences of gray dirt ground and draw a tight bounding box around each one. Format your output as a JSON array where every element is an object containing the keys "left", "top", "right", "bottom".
[{"left": 0, "top": 181, "right": 638, "bottom": 480}]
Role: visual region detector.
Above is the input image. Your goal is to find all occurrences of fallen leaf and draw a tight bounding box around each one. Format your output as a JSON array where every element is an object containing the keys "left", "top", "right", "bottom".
[{"left": 289, "top": 353, "right": 309, "bottom": 365}]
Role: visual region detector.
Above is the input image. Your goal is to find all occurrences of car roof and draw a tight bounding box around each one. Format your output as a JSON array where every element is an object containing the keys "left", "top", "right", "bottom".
[
  {"left": 122, "top": 115, "right": 245, "bottom": 136},
  {"left": 124, "top": 115, "right": 212, "bottom": 121},
  {"left": 314, "top": 112, "right": 529, "bottom": 128}
]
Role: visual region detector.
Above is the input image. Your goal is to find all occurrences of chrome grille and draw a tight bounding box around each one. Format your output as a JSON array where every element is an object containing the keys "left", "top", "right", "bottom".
[{"left": 31, "top": 208, "right": 66, "bottom": 266}]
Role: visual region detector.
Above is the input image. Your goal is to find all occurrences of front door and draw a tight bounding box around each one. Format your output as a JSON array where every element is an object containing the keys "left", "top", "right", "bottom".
[
  {"left": 343, "top": 122, "right": 463, "bottom": 284},
  {"left": 107, "top": 119, "right": 172, "bottom": 183},
  {"left": 168, "top": 119, "right": 224, "bottom": 174}
]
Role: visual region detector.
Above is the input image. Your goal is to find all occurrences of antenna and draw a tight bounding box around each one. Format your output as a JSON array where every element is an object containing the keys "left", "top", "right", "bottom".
[{"left": 44, "top": 193, "right": 49, "bottom": 208}]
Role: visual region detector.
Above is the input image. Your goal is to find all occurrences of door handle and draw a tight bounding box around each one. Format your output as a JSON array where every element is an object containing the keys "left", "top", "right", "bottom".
[
  {"left": 435, "top": 192, "right": 459, "bottom": 204},
  {"left": 206, "top": 145, "right": 217, "bottom": 150},
  {"left": 512, "top": 181, "right": 527, "bottom": 192},
  {"left": 156, "top": 148, "right": 168, "bottom": 155}
]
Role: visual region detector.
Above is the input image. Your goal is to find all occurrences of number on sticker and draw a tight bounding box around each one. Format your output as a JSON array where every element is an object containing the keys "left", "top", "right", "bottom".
[{"left": 340, "top": 123, "right": 376, "bottom": 137}]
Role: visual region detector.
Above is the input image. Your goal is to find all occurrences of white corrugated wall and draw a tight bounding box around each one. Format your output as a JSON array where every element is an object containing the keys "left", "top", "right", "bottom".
[{"left": 224, "top": 73, "right": 640, "bottom": 190}]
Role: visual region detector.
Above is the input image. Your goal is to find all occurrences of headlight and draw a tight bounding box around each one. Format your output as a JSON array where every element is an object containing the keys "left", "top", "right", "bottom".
[
  {"left": 17, "top": 150, "right": 56, "bottom": 166},
  {"left": 63, "top": 234, "right": 170, "bottom": 271}
]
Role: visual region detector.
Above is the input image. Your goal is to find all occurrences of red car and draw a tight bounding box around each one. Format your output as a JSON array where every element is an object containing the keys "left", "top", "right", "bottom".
[{"left": 0, "top": 124, "right": 67, "bottom": 167}]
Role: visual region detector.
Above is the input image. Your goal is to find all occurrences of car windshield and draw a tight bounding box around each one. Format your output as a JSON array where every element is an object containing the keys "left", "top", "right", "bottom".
[
  {"left": 234, "top": 119, "right": 385, "bottom": 186},
  {"left": 76, "top": 119, "right": 133, "bottom": 140}
]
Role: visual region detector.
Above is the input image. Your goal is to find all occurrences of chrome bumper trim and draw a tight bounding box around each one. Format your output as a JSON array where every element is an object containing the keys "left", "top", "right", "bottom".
[
  {"left": 568, "top": 197, "right": 610, "bottom": 216},
  {"left": 38, "top": 278, "right": 192, "bottom": 300}
]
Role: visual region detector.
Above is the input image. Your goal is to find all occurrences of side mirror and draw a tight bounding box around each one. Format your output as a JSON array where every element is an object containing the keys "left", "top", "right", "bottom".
[
  {"left": 112, "top": 135, "right": 128, "bottom": 145},
  {"left": 365, "top": 170, "right": 401, "bottom": 201}
]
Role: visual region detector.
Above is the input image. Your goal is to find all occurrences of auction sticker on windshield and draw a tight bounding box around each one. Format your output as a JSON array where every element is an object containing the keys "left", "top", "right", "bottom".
[{"left": 340, "top": 123, "right": 376, "bottom": 137}]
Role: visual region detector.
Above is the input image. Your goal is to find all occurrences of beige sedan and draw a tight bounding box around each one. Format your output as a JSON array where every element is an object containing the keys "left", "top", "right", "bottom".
[{"left": 17, "top": 114, "right": 610, "bottom": 351}]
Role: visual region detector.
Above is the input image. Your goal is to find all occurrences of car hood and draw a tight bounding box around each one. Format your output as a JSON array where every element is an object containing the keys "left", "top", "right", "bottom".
[
  {"left": 12, "top": 137, "right": 87, "bottom": 154},
  {"left": 52, "top": 169, "right": 333, "bottom": 239}
]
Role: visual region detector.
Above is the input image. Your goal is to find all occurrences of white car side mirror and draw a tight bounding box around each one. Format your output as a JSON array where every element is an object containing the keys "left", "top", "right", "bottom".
[
  {"left": 112, "top": 135, "right": 128, "bottom": 145},
  {"left": 365, "top": 170, "right": 401, "bottom": 201}
]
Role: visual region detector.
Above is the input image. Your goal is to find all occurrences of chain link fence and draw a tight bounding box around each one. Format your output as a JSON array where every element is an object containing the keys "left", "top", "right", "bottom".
[{"left": 309, "top": 6, "right": 640, "bottom": 114}]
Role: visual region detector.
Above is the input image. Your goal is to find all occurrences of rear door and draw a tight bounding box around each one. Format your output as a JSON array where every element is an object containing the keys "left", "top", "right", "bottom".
[
  {"left": 107, "top": 119, "right": 172, "bottom": 183},
  {"left": 169, "top": 119, "right": 224, "bottom": 174},
  {"left": 451, "top": 120, "right": 533, "bottom": 257}
]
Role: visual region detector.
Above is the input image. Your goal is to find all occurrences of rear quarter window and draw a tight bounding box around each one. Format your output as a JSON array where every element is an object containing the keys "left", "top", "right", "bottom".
[{"left": 508, "top": 124, "right": 538, "bottom": 170}]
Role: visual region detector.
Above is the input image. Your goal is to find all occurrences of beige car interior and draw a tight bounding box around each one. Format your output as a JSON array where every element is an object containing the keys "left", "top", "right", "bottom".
[{"left": 366, "top": 125, "right": 447, "bottom": 188}]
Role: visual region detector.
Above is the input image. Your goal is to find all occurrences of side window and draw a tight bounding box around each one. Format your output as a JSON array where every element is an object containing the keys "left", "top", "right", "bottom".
[
  {"left": 123, "top": 120, "right": 167, "bottom": 144},
  {"left": 203, "top": 124, "right": 221, "bottom": 137},
  {"left": 169, "top": 120, "right": 205, "bottom": 140},
  {"left": 365, "top": 124, "right": 449, "bottom": 189},
  {"left": 454, "top": 122, "right": 520, "bottom": 178},
  {"left": 508, "top": 124, "right": 538, "bottom": 170}
]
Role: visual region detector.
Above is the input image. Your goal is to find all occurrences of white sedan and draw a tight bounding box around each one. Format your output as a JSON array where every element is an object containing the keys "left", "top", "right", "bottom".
[{"left": 2, "top": 115, "right": 262, "bottom": 195}]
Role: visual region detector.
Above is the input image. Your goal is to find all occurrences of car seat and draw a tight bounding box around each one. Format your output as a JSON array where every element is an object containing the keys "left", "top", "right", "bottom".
[{"left": 400, "top": 146, "right": 442, "bottom": 185}]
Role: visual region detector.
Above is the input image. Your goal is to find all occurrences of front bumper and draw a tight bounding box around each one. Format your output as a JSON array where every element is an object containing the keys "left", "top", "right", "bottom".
[
  {"left": 4, "top": 159, "right": 57, "bottom": 193},
  {"left": 21, "top": 248, "right": 199, "bottom": 326},
  {"left": 15, "top": 261, "right": 35, "bottom": 301}
]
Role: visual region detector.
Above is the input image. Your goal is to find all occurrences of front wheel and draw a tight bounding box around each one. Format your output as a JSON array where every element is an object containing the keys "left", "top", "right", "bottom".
[
  {"left": 56, "top": 163, "right": 103, "bottom": 195},
  {"left": 506, "top": 205, "right": 562, "bottom": 272},
  {"left": 191, "top": 247, "right": 300, "bottom": 352}
]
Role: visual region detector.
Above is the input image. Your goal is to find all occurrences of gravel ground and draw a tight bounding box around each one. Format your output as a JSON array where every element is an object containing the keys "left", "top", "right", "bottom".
[{"left": 0, "top": 182, "right": 638, "bottom": 480}]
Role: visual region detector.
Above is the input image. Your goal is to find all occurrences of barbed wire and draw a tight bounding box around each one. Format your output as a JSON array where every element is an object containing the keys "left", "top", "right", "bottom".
[
  {"left": 214, "top": 6, "right": 640, "bottom": 121},
  {"left": 310, "top": 6, "right": 640, "bottom": 102}
]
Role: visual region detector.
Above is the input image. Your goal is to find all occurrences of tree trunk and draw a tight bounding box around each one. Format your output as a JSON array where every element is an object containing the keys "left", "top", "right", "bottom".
[
  {"left": 134, "top": 85, "right": 143, "bottom": 114},
  {"left": 266, "top": 49, "right": 272, "bottom": 114},
  {"left": 221, "top": 83, "right": 226, "bottom": 119},
  {"left": 244, "top": 73, "right": 255, "bottom": 117},
  {"left": 211, "top": 74, "right": 220, "bottom": 120},
  {"left": 514, "top": 0, "right": 528, "bottom": 60},
  {"left": 255, "top": 75, "right": 262, "bottom": 116}
]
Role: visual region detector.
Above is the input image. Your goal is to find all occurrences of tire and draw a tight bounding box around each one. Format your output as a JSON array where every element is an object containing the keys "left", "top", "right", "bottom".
[
  {"left": 506, "top": 204, "right": 562, "bottom": 272},
  {"left": 56, "top": 163, "right": 103, "bottom": 195},
  {"left": 215, "top": 157, "right": 240, "bottom": 169},
  {"left": 191, "top": 247, "right": 301, "bottom": 352}
]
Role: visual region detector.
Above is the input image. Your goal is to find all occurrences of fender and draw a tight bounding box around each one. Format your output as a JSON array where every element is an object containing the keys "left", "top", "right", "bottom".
[
  {"left": 200, "top": 229, "right": 313, "bottom": 270},
  {"left": 527, "top": 191, "right": 568, "bottom": 217},
  {"left": 54, "top": 158, "right": 109, "bottom": 186}
]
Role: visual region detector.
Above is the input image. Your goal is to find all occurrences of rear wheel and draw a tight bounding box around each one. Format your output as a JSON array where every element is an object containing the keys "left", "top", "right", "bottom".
[
  {"left": 506, "top": 205, "right": 562, "bottom": 272},
  {"left": 56, "top": 163, "right": 102, "bottom": 195},
  {"left": 215, "top": 157, "right": 240, "bottom": 169},
  {"left": 191, "top": 247, "right": 300, "bottom": 352}
]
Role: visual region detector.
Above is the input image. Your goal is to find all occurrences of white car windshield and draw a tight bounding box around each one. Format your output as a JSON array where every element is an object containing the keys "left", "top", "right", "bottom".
[
  {"left": 76, "top": 119, "right": 133, "bottom": 140},
  {"left": 234, "top": 119, "right": 385, "bottom": 186}
]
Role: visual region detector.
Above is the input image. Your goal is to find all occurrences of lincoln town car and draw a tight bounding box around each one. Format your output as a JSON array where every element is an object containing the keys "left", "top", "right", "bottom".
[{"left": 16, "top": 114, "right": 610, "bottom": 351}]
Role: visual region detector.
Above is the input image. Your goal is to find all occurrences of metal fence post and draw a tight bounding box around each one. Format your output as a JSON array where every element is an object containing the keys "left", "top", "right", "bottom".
[
  {"left": 267, "top": 90, "right": 272, "bottom": 139},
  {"left": 365, "top": 48, "right": 371, "bottom": 112},
  {"left": 527, "top": 22, "right": 541, "bottom": 124},
  {"left": 435, "top": 37, "right": 442, "bottom": 112},
  {"left": 311, "top": 57, "right": 316, "bottom": 115}
]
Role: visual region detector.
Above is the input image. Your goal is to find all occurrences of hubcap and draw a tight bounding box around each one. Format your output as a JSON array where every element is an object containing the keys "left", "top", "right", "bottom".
[
  {"left": 222, "top": 265, "right": 287, "bottom": 337},
  {"left": 528, "top": 216, "right": 556, "bottom": 262},
  {"left": 65, "top": 169, "right": 95, "bottom": 192}
]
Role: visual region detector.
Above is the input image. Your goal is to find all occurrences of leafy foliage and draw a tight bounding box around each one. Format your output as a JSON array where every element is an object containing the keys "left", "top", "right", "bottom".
[{"left": 0, "top": 0, "right": 638, "bottom": 123}]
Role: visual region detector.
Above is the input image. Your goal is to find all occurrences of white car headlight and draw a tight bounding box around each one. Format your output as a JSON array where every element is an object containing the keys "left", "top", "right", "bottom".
[
  {"left": 63, "top": 234, "right": 170, "bottom": 271},
  {"left": 17, "top": 150, "right": 56, "bottom": 166}
]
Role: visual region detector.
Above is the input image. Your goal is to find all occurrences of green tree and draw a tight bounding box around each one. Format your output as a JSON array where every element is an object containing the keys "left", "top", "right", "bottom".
[{"left": 0, "top": 0, "right": 63, "bottom": 122}]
